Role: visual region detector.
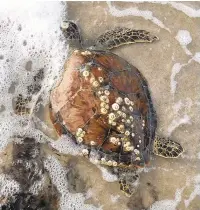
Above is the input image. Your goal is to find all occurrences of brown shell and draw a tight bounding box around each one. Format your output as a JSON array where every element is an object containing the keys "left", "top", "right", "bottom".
[{"left": 49, "top": 50, "right": 157, "bottom": 167}]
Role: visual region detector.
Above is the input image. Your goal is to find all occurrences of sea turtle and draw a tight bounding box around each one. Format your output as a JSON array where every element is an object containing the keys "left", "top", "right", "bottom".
[
  {"left": 13, "top": 21, "right": 184, "bottom": 197},
  {"left": 47, "top": 21, "right": 184, "bottom": 196}
]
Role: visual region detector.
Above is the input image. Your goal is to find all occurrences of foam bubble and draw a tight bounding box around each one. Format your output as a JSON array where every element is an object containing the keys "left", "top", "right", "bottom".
[
  {"left": 170, "top": 58, "right": 193, "bottom": 97},
  {"left": 50, "top": 135, "right": 84, "bottom": 156},
  {"left": 107, "top": 1, "right": 170, "bottom": 32},
  {"left": 193, "top": 52, "right": 200, "bottom": 64},
  {"left": 97, "top": 165, "right": 118, "bottom": 182},
  {"left": 51, "top": 136, "right": 118, "bottom": 183},
  {"left": 173, "top": 98, "right": 193, "bottom": 113},
  {"left": 184, "top": 175, "right": 200, "bottom": 207},
  {"left": 0, "top": 2, "right": 82, "bottom": 208},
  {"left": 168, "top": 114, "right": 191, "bottom": 135},
  {"left": 0, "top": 1, "right": 67, "bottom": 146},
  {"left": 169, "top": 2, "right": 200, "bottom": 18},
  {"left": 176, "top": 30, "right": 192, "bottom": 46},
  {"left": 149, "top": 2, "right": 200, "bottom": 18},
  {"left": 0, "top": 174, "right": 20, "bottom": 198},
  {"left": 150, "top": 188, "right": 184, "bottom": 210},
  {"left": 170, "top": 63, "right": 183, "bottom": 96},
  {"left": 44, "top": 155, "right": 101, "bottom": 210},
  {"left": 110, "top": 194, "right": 120, "bottom": 203},
  {"left": 175, "top": 30, "right": 193, "bottom": 55}
]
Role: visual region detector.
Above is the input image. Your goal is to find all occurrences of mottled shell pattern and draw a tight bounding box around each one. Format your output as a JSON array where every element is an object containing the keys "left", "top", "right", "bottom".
[{"left": 49, "top": 49, "right": 157, "bottom": 167}]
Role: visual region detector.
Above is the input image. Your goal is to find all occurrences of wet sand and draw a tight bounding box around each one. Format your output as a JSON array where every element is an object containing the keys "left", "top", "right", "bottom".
[
  {"left": 64, "top": 2, "right": 200, "bottom": 210},
  {"left": 0, "top": 2, "right": 200, "bottom": 210}
]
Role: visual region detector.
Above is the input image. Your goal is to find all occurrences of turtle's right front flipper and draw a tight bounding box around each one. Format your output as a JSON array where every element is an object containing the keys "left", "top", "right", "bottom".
[
  {"left": 95, "top": 27, "right": 159, "bottom": 50},
  {"left": 153, "top": 135, "right": 184, "bottom": 158}
]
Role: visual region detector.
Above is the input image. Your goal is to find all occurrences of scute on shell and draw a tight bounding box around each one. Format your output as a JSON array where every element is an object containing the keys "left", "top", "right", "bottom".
[{"left": 49, "top": 50, "right": 157, "bottom": 166}]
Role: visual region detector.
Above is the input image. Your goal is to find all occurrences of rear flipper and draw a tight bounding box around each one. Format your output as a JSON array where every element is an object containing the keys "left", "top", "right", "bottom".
[
  {"left": 95, "top": 27, "right": 159, "bottom": 50},
  {"left": 153, "top": 135, "right": 184, "bottom": 158},
  {"left": 118, "top": 167, "right": 139, "bottom": 197},
  {"left": 103, "top": 166, "right": 139, "bottom": 197}
]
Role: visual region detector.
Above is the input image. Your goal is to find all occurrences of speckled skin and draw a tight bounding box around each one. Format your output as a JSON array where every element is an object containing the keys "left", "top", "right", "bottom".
[{"left": 49, "top": 49, "right": 157, "bottom": 167}]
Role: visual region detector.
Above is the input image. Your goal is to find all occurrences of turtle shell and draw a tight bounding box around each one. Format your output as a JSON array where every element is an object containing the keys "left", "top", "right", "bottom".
[{"left": 49, "top": 49, "right": 157, "bottom": 167}]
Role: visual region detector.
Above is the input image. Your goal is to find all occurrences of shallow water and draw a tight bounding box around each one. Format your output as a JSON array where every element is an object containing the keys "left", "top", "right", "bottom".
[{"left": 0, "top": 2, "right": 200, "bottom": 210}]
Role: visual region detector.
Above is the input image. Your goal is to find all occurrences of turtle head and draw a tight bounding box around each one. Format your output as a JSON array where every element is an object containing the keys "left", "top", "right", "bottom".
[
  {"left": 60, "top": 20, "right": 82, "bottom": 49},
  {"left": 60, "top": 20, "right": 70, "bottom": 30}
]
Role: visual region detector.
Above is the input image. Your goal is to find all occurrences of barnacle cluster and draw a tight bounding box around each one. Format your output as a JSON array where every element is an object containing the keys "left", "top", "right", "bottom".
[{"left": 73, "top": 59, "right": 144, "bottom": 164}]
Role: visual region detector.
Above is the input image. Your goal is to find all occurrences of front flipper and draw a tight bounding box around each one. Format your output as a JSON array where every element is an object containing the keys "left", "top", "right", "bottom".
[
  {"left": 118, "top": 167, "right": 139, "bottom": 197},
  {"left": 14, "top": 69, "right": 44, "bottom": 116},
  {"left": 14, "top": 94, "right": 31, "bottom": 115},
  {"left": 153, "top": 135, "right": 184, "bottom": 158},
  {"left": 95, "top": 27, "right": 159, "bottom": 50}
]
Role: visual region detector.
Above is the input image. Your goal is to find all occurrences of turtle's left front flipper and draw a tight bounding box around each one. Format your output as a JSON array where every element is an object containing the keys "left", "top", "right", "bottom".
[
  {"left": 95, "top": 27, "right": 159, "bottom": 50},
  {"left": 14, "top": 69, "right": 44, "bottom": 116},
  {"left": 153, "top": 135, "right": 184, "bottom": 158},
  {"left": 14, "top": 94, "right": 31, "bottom": 115}
]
